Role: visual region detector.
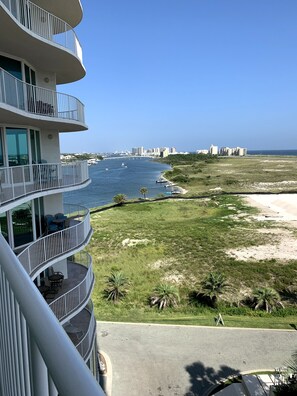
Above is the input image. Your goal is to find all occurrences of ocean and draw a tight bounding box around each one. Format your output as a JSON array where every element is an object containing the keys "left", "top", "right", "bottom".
[
  {"left": 64, "top": 157, "right": 171, "bottom": 208},
  {"left": 248, "top": 149, "right": 297, "bottom": 156}
]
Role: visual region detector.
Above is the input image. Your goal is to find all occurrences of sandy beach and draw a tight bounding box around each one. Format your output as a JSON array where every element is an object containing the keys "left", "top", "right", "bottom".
[{"left": 226, "top": 193, "right": 297, "bottom": 262}]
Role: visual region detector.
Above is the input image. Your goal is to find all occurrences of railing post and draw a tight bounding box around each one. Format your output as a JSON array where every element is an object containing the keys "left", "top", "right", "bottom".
[
  {"left": 43, "top": 238, "right": 47, "bottom": 263},
  {"left": 61, "top": 229, "right": 64, "bottom": 254},
  {"left": 22, "top": 166, "right": 26, "bottom": 196},
  {"left": 11, "top": 167, "right": 15, "bottom": 200}
]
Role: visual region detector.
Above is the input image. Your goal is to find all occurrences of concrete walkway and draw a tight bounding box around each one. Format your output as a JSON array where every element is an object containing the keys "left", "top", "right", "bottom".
[{"left": 97, "top": 322, "right": 296, "bottom": 396}]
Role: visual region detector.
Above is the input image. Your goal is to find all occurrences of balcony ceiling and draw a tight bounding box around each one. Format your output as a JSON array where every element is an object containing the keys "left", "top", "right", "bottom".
[
  {"left": 0, "top": 106, "right": 87, "bottom": 132},
  {"left": 0, "top": 7, "right": 85, "bottom": 84},
  {"left": 31, "top": 0, "right": 83, "bottom": 28}
]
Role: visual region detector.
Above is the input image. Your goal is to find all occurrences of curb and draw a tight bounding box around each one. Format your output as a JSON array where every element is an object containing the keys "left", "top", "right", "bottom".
[{"left": 98, "top": 350, "right": 112, "bottom": 396}]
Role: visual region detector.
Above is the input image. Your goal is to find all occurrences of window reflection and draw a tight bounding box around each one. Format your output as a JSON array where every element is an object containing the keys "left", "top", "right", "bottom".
[
  {"left": 12, "top": 202, "right": 33, "bottom": 247},
  {"left": 6, "top": 128, "right": 29, "bottom": 166},
  {"left": 0, "top": 212, "right": 9, "bottom": 243}
]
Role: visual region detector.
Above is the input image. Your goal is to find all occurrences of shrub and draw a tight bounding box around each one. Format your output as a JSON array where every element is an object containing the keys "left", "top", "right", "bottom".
[
  {"left": 104, "top": 272, "right": 130, "bottom": 303},
  {"left": 113, "top": 194, "right": 127, "bottom": 205},
  {"left": 253, "top": 287, "right": 284, "bottom": 313},
  {"left": 150, "top": 283, "right": 180, "bottom": 310}
]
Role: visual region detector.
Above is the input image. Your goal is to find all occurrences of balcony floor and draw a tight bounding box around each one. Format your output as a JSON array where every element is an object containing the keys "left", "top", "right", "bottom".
[
  {"left": 63, "top": 308, "right": 91, "bottom": 346},
  {"left": 45, "top": 261, "right": 87, "bottom": 302}
]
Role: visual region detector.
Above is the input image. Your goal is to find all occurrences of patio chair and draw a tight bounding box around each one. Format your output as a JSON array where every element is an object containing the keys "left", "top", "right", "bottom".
[
  {"left": 48, "top": 266, "right": 64, "bottom": 287},
  {"left": 54, "top": 213, "right": 67, "bottom": 229},
  {"left": 44, "top": 214, "right": 59, "bottom": 234}
]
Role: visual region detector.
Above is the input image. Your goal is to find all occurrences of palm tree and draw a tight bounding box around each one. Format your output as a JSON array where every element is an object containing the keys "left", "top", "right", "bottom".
[
  {"left": 200, "top": 272, "right": 228, "bottom": 307},
  {"left": 140, "top": 187, "right": 148, "bottom": 199},
  {"left": 113, "top": 193, "right": 127, "bottom": 205},
  {"left": 150, "top": 283, "right": 180, "bottom": 310},
  {"left": 274, "top": 350, "right": 297, "bottom": 395},
  {"left": 104, "top": 272, "right": 130, "bottom": 303},
  {"left": 253, "top": 287, "right": 284, "bottom": 313},
  {"left": 287, "top": 350, "right": 297, "bottom": 373}
]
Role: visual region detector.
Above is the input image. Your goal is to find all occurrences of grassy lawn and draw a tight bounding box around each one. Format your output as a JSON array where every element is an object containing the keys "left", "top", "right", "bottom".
[
  {"left": 160, "top": 154, "right": 297, "bottom": 195},
  {"left": 89, "top": 192, "right": 297, "bottom": 329}
]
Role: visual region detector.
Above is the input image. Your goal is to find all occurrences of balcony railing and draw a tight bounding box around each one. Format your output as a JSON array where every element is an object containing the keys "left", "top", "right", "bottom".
[
  {"left": 0, "top": 161, "right": 89, "bottom": 208},
  {"left": 49, "top": 252, "right": 94, "bottom": 322},
  {"left": 66, "top": 302, "right": 97, "bottom": 361},
  {"left": 0, "top": 67, "right": 85, "bottom": 123},
  {"left": 76, "top": 308, "right": 96, "bottom": 361},
  {"left": 1, "top": 0, "right": 82, "bottom": 61},
  {"left": 18, "top": 204, "right": 92, "bottom": 277},
  {"left": 0, "top": 234, "right": 104, "bottom": 395}
]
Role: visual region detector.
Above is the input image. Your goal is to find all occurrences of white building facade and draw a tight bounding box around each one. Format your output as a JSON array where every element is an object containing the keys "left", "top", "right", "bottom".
[{"left": 0, "top": 1, "right": 103, "bottom": 395}]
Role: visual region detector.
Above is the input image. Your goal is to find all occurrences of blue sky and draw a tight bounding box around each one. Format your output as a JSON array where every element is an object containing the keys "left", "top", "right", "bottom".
[{"left": 60, "top": 0, "right": 297, "bottom": 153}]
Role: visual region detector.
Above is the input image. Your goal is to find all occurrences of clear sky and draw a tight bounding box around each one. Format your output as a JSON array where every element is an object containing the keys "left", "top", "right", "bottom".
[{"left": 60, "top": 0, "right": 297, "bottom": 153}]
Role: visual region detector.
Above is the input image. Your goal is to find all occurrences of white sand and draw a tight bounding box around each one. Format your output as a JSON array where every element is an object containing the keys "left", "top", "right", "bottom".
[
  {"left": 244, "top": 193, "right": 297, "bottom": 221},
  {"left": 226, "top": 194, "right": 297, "bottom": 261}
]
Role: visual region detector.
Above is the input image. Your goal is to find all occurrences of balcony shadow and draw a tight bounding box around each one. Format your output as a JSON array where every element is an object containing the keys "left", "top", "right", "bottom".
[{"left": 184, "top": 361, "right": 240, "bottom": 396}]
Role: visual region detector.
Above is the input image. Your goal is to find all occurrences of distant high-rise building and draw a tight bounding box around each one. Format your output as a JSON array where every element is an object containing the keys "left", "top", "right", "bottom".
[
  {"left": 209, "top": 145, "right": 219, "bottom": 155},
  {"left": 160, "top": 147, "right": 169, "bottom": 157}
]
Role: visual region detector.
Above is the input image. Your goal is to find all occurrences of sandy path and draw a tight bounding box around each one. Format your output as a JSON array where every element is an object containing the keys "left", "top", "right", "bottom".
[
  {"left": 244, "top": 193, "right": 297, "bottom": 221},
  {"left": 226, "top": 194, "right": 297, "bottom": 261}
]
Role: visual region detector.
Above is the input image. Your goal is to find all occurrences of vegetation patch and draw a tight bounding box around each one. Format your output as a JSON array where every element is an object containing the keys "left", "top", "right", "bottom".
[
  {"left": 89, "top": 195, "right": 297, "bottom": 328},
  {"left": 159, "top": 154, "right": 297, "bottom": 195}
]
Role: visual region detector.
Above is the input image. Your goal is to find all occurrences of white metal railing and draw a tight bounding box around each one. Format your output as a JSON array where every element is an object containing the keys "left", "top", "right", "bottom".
[
  {"left": 17, "top": 204, "right": 91, "bottom": 277},
  {"left": 49, "top": 252, "right": 94, "bottom": 322},
  {"left": 0, "top": 161, "right": 89, "bottom": 207},
  {"left": 0, "top": 67, "right": 85, "bottom": 123},
  {"left": 0, "top": 234, "right": 104, "bottom": 395},
  {"left": 0, "top": 0, "right": 83, "bottom": 61},
  {"left": 75, "top": 303, "right": 96, "bottom": 360}
]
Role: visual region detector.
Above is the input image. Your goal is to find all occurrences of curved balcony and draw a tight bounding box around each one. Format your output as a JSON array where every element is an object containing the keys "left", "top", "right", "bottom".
[
  {"left": 35, "top": 1, "right": 83, "bottom": 28},
  {"left": 17, "top": 204, "right": 92, "bottom": 277},
  {"left": 0, "top": 68, "right": 87, "bottom": 131},
  {"left": 49, "top": 252, "right": 94, "bottom": 323},
  {"left": 0, "top": 0, "right": 85, "bottom": 83},
  {"left": 0, "top": 161, "right": 89, "bottom": 211},
  {"left": 0, "top": 0, "right": 86, "bottom": 84},
  {"left": 64, "top": 302, "right": 97, "bottom": 361}
]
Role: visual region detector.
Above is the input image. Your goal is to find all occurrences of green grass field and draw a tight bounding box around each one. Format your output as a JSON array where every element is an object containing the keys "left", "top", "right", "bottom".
[
  {"left": 160, "top": 154, "right": 297, "bottom": 195},
  {"left": 89, "top": 184, "right": 297, "bottom": 329}
]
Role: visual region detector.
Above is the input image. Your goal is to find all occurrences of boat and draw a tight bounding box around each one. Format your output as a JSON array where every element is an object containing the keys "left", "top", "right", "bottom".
[
  {"left": 156, "top": 177, "right": 167, "bottom": 183},
  {"left": 164, "top": 183, "right": 176, "bottom": 188}
]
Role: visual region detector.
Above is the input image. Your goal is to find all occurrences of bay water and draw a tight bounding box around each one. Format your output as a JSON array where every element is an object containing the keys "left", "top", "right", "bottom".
[{"left": 64, "top": 157, "right": 171, "bottom": 209}]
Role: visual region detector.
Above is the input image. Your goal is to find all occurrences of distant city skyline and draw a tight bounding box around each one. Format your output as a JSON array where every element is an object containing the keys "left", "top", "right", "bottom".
[{"left": 60, "top": 0, "right": 297, "bottom": 153}]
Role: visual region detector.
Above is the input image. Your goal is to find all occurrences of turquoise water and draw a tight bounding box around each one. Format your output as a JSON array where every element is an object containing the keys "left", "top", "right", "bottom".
[{"left": 64, "top": 157, "right": 171, "bottom": 208}]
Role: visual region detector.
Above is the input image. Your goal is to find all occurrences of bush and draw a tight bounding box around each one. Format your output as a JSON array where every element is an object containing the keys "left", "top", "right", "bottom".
[
  {"left": 104, "top": 272, "right": 130, "bottom": 303},
  {"left": 150, "top": 284, "right": 180, "bottom": 310}
]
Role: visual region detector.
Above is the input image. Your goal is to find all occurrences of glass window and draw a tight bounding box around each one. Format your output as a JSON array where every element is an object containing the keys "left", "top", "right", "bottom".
[
  {"left": 34, "top": 198, "right": 44, "bottom": 238},
  {"left": 25, "top": 64, "right": 36, "bottom": 85},
  {"left": 12, "top": 202, "right": 33, "bottom": 247},
  {"left": 0, "top": 212, "right": 9, "bottom": 243},
  {"left": 0, "top": 55, "right": 22, "bottom": 80},
  {"left": 30, "top": 130, "right": 41, "bottom": 164},
  {"left": 0, "top": 129, "right": 3, "bottom": 167},
  {"left": 6, "top": 128, "right": 29, "bottom": 166}
]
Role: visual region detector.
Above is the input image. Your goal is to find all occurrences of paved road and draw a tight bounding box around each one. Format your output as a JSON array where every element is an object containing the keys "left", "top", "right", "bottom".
[{"left": 97, "top": 322, "right": 296, "bottom": 396}]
